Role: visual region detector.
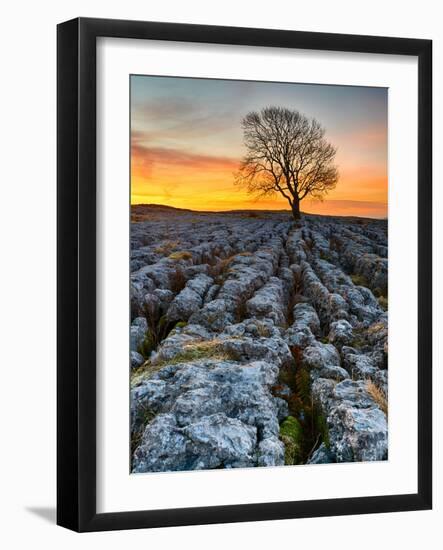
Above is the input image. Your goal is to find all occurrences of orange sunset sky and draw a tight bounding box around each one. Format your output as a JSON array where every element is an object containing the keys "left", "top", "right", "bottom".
[{"left": 131, "top": 76, "right": 388, "bottom": 218}]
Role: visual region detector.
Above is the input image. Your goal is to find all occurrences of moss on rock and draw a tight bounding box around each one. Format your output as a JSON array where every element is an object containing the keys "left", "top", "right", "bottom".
[
  {"left": 138, "top": 333, "right": 155, "bottom": 359},
  {"left": 280, "top": 416, "right": 303, "bottom": 465}
]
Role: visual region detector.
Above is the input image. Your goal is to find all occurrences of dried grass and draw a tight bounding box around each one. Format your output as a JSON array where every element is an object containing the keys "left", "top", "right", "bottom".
[
  {"left": 154, "top": 240, "right": 180, "bottom": 255},
  {"left": 169, "top": 267, "right": 187, "bottom": 293},
  {"left": 350, "top": 273, "right": 368, "bottom": 287},
  {"left": 168, "top": 250, "right": 193, "bottom": 261},
  {"left": 366, "top": 379, "right": 388, "bottom": 416}
]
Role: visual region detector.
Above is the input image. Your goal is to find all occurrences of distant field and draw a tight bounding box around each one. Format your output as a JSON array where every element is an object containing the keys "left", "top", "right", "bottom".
[{"left": 131, "top": 203, "right": 386, "bottom": 223}]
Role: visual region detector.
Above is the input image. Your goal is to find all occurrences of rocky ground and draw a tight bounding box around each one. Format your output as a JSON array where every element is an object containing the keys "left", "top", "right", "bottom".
[{"left": 130, "top": 205, "right": 388, "bottom": 472}]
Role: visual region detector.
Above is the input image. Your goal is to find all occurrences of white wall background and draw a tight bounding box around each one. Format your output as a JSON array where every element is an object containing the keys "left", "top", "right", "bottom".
[{"left": 0, "top": 0, "right": 440, "bottom": 547}]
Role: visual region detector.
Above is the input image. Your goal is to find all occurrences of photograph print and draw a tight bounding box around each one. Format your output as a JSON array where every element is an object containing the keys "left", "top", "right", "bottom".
[{"left": 129, "top": 75, "right": 388, "bottom": 473}]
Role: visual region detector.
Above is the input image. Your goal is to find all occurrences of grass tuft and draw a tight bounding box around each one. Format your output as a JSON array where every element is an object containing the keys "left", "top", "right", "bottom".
[
  {"left": 350, "top": 273, "right": 368, "bottom": 287},
  {"left": 168, "top": 250, "right": 193, "bottom": 261},
  {"left": 169, "top": 267, "right": 187, "bottom": 293},
  {"left": 367, "top": 322, "right": 386, "bottom": 335},
  {"left": 349, "top": 327, "right": 367, "bottom": 349},
  {"left": 154, "top": 240, "right": 180, "bottom": 255},
  {"left": 366, "top": 380, "right": 388, "bottom": 416},
  {"left": 160, "top": 339, "right": 235, "bottom": 364}
]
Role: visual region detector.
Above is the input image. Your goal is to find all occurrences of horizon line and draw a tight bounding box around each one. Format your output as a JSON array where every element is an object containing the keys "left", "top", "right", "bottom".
[{"left": 131, "top": 202, "right": 388, "bottom": 220}]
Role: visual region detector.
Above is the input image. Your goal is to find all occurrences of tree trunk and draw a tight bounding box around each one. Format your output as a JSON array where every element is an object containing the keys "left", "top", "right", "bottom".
[{"left": 291, "top": 199, "right": 301, "bottom": 221}]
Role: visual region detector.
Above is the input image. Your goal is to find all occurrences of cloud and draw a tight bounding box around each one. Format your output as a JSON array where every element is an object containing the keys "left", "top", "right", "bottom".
[
  {"left": 132, "top": 96, "right": 200, "bottom": 122},
  {"left": 131, "top": 138, "right": 240, "bottom": 180},
  {"left": 131, "top": 96, "right": 241, "bottom": 146},
  {"left": 332, "top": 123, "right": 387, "bottom": 152},
  {"left": 131, "top": 136, "right": 154, "bottom": 180}
]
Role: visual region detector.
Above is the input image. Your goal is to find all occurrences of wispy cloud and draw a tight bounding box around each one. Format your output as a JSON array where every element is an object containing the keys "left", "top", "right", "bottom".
[{"left": 131, "top": 138, "right": 239, "bottom": 179}]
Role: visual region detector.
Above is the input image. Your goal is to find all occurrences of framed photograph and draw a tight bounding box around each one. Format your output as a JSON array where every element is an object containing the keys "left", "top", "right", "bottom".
[{"left": 57, "top": 17, "right": 432, "bottom": 532}]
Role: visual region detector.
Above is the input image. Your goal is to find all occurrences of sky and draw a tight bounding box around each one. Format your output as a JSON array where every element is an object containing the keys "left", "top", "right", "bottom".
[{"left": 131, "top": 75, "right": 388, "bottom": 218}]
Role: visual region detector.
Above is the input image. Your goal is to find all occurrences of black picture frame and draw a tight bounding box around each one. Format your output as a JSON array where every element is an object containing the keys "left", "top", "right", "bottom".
[{"left": 57, "top": 17, "right": 432, "bottom": 532}]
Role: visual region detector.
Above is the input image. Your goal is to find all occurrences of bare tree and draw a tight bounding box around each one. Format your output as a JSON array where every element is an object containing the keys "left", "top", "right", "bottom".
[{"left": 235, "top": 106, "right": 339, "bottom": 220}]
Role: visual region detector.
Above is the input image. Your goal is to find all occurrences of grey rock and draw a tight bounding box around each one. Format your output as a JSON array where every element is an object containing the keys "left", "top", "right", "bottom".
[
  {"left": 343, "top": 352, "right": 378, "bottom": 380},
  {"left": 257, "top": 437, "right": 285, "bottom": 467},
  {"left": 132, "top": 359, "right": 285, "bottom": 472},
  {"left": 293, "top": 302, "right": 321, "bottom": 335},
  {"left": 328, "top": 319, "right": 354, "bottom": 348},
  {"left": 285, "top": 324, "right": 316, "bottom": 349},
  {"left": 183, "top": 413, "right": 258, "bottom": 469},
  {"left": 130, "top": 317, "right": 148, "bottom": 353},
  {"left": 166, "top": 274, "right": 213, "bottom": 322},
  {"left": 328, "top": 293, "right": 350, "bottom": 323},
  {"left": 130, "top": 281, "right": 144, "bottom": 319},
  {"left": 302, "top": 342, "right": 341, "bottom": 370},
  {"left": 220, "top": 335, "right": 292, "bottom": 369},
  {"left": 333, "top": 379, "right": 379, "bottom": 408},
  {"left": 153, "top": 288, "right": 174, "bottom": 306},
  {"left": 131, "top": 351, "right": 144, "bottom": 369},
  {"left": 315, "top": 365, "right": 350, "bottom": 382},
  {"left": 312, "top": 378, "right": 388, "bottom": 463},
  {"left": 204, "top": 284, "right": 220, "bottom": 304},
  {"left": 274, "top": 397, "right": 290, "bottom": 422},
  {"left": 311, "top": 377, "right": 337, "bottom": 411},
  {"left": 355, "top": 254, "right": 388, "bottom": 296},
  {"left": 189, "top": 298, "right": 235, "bottom": 331},
  {"left": 247, "top": 277, "right": 286, "bottom": 326},
  {"left": 149, "top": 325, "right": 212, "bottom": 365},
  {"left": 284, "top": 303, "right": 321, "bottom": 350},
  {"left": 308, "top": 443, "right": 335, "bottom": 464},
  {"left": 133, "top": 414, "right": 189, "bottom": 472},
  {"left": 329, "top": 405, "right": 388, "bottom": 462}
]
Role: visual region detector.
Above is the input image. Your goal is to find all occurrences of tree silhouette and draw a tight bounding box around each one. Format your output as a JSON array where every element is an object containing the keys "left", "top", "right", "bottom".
[{"left": 235, "top": 106, "right": 339, "bottom": 220}]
